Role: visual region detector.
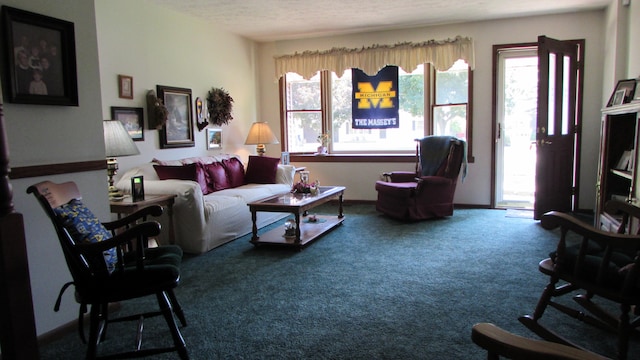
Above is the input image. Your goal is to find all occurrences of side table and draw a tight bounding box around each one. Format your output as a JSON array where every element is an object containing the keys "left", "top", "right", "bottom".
[{"left": 109, "top": 194, "right": 177, "bottom": 245}]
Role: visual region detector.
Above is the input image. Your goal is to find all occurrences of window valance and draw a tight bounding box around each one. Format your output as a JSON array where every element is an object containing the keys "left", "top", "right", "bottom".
[{"left": 274, "top": 36, "right": 474, "bottom": 80}]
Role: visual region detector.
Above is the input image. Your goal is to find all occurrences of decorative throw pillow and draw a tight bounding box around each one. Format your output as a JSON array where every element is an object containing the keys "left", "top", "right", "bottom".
[
  {"left": 154, "top": 163, "right": 210, "bottom": 194},
  {"left": 53, "top": 199, "right": 117, "bottom": 273},
  {"left": 244, "top": 155, "right": 280, "bottom": 184},
  {"left": 222, "top": 157, "right": 245, "bottom": 188},
  {"left": 203, "top": 162, "right": 231, "bottom": 192}
]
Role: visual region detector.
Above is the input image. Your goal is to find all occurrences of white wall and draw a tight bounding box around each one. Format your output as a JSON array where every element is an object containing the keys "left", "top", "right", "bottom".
[
  {"left": 257, "top": 11, "right": 606, "bottom": 208},
  {"left": 2, "top": 0, "right": 106, "bottom": 336},
  {"left": 96, "top": 0, "right": 261, "bottom": 174}
]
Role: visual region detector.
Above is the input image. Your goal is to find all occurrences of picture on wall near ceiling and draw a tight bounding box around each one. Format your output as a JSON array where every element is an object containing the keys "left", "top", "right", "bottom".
[
  {"left": 157, "top": 85, "right": 195, "bottom": 148},
  {"left": 1, "top": 6, "right": 78, "bottom": 105},
  {"left": 111, "top": 106, "right": 144, "bottom": 141},
  {"left": 206, "top": 128, "right": 221, "bottom": 150}
]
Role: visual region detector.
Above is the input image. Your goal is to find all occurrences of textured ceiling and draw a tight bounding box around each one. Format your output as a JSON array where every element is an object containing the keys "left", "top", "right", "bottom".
[{"left": 147, "top": 0, "right": 610, "bottom": 42}]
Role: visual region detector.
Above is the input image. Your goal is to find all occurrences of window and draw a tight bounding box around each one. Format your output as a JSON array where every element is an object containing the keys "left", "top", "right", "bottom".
[{"left": 281, "top": 60, "right": 473, "bottom": 160}]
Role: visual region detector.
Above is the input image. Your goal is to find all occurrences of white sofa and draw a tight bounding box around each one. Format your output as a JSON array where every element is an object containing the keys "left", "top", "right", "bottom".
[{"left": 115, "top": 155, "right": 296, "bottom": 254}]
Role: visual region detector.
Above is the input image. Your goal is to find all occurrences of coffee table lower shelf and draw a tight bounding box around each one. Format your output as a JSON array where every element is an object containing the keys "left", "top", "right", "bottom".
[{"left": 250, "top": 215, "right": 344, "bottom": 248}]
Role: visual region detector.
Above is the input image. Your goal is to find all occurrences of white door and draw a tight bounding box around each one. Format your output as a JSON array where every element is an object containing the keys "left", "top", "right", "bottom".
[{"left": 495, "top": 48, "right": 538, "bottom": 209}]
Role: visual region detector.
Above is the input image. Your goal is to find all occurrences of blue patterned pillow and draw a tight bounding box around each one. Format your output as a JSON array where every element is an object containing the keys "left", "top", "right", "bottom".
[{"left": 53, "top": 199, "right": 117, "bottom": 272}]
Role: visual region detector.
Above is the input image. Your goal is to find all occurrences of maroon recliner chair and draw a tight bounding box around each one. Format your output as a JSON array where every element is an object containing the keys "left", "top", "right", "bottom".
[{"left": 375, "top": 136, "right": 466, "bottom": 221}]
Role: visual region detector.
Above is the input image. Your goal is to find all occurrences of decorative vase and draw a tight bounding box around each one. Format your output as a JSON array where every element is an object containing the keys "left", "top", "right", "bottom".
[{"left": 317, "top": 146, "right": 327, "bottom": 155}]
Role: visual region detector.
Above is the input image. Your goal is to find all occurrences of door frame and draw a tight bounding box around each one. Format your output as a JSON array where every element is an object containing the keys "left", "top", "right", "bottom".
[{"left": 491, "top": 40, "right": 585, "bottom": 212}]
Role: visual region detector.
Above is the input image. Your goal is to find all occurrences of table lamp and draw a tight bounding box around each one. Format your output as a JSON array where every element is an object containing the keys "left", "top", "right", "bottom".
[
  {"left": 244, "top": 121, "right": 279, "bottom": 156},
  {"left": 103, "top": 120, "right": 139, "bottom": 199}
]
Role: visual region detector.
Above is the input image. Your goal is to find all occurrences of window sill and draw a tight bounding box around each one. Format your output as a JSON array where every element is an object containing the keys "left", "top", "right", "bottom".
[{"left": 290, "top": 154, "right": 415, "bottom": 163}]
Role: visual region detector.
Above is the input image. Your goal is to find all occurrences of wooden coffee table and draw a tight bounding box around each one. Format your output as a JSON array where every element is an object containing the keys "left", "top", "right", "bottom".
[{"left": 248, "top": 186, "right": 345, "bottom": 249}]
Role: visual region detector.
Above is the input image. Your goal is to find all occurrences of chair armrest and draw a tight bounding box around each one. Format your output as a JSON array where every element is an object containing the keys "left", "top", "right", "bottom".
[
  {"left": 76, "top": 221, "right": 161, "bottom": 271},
  {"left": 103, "top": 205, "right": 163, "bottom": 231},
  {"left": 541, "top": 211, "right": 640, "bottom": 250},
  {"left": 471, "top": 323, "right": 609, "bottom": 360},
  {"left": 382, "top": 171, "right": 417, "bottom": 183}
]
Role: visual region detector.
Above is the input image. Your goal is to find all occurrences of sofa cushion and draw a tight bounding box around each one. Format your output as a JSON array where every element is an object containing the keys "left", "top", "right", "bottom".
[
  {"left": 244, "top": 155, "right": 280, "bottom": 184},
  {"left": 222, "top": 157, "right": 245, "bottom": 188},
  {"left": 154, "top": 163, "right": 210, "bottom": 195},
  {"left": 204, "top": 162, "right": 231, "bottom": 191}
]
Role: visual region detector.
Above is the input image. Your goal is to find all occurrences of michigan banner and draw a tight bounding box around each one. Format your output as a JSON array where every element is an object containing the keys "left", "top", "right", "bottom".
[{"left": 352, "top": 66, "right": 399, "bottom": 129}]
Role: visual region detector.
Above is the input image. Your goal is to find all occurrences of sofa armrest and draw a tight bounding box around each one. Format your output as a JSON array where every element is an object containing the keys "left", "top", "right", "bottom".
[{"left": 276, "top": 165, "right": 296, "bottom": 186}]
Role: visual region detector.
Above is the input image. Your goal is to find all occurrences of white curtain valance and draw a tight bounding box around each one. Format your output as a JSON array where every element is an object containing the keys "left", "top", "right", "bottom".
[{"left": 274, "top": 36, "right": 474, "bottom": 80}]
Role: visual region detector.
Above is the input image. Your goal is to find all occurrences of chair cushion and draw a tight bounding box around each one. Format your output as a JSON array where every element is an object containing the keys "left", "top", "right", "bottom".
[
  {"left": 244, "top": 155, "right": 279, "bottom": 184},
  {"left": 123, "top": 245, "right": 183, "bottom": 268},
  {"left": 53, "top": 199, "right": 117, "bottom": 272}
]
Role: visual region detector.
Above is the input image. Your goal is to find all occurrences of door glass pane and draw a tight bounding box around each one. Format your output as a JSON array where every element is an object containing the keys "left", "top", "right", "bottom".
[
  {"left": 562, "top": 55, "right": 571, "bottom": 135},
  {"left": 547, "top": 53, "right": 556, "bottom": 136}
]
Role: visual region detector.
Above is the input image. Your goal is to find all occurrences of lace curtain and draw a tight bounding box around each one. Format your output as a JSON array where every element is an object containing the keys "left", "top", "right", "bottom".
[{"left": 274, "top": 36, "right": 474, "bottom": 80}]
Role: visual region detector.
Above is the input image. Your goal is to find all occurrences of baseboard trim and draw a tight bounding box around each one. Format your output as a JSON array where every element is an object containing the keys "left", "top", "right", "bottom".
[{"left": 37, "top": 302, "right": 121, "bottom": 347}]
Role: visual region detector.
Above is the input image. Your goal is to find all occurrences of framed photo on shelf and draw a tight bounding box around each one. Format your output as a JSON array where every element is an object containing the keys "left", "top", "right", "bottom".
[
  {"left": 118, "top": 74, "right": 133, "bottom": 99},
  {"left": 607, "top": 79, "right": 637, "bottom": 106},
  {"left": 281, "top": 151, "right": 290, "bottom": 165},
  {"left": 1, "top": 6, "right": 78, "bottom": 105},
  {"left": 206, "top": 128, "right": 221, "bottom": 149},
  {"left": 156, "top": 85, "right": 194, "bottom": 148},
  {"left": 111, "top": 106, "right": 144, "bottom": 141}
]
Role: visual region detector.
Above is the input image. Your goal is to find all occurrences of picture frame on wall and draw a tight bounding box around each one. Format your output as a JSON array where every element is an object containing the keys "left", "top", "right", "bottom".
[
  {"left": 1, "top": 6, "right": 78, "bottom": 105},
  {"left": 118, "top": 74, "right": 133, "bottom": 99},
  {"left": 607, "top": 79, "right": 637, "bottom": 107},
  {"left": 111, "top": 106, "right": 144, "bottom": 141},
  {"left": 206, "top": 128, "right": 221, "bottom": 150},
  {"left": 157, "top": 85, "right": 195, "bottom": 148}
]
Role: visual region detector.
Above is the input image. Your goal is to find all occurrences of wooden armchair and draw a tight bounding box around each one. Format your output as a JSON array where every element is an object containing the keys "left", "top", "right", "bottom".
[
  {"left": 519, "top": 201, "right": 640, "bottom": 359},
  {"left": 27, "top": 181, "right": 188, "bottom": 360}
]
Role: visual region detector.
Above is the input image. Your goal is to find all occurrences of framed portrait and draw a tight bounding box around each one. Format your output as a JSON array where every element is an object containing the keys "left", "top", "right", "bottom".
[
  {"left": 111, "top": 106, "right": 144, "bottom": 141},
  {"left": 607, "top": 79, "right": 637, "bottom": 107},
  {"left": 206, "top": 128, "right": 222, "bottom": 150},
  {"left": 118, "top": 74, "right": 133, "bottom": 99},
  {"left": 157, "top": 85, "right": 194, "bottom": 148},
  {"left": 1, "top": 6, "right": 78, "bottom": 105}
]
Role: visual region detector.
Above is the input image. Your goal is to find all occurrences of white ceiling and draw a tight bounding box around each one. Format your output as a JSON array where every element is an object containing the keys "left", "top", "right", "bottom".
[{"left": 147, "top": 0, "right": 611, "bottom": 42}]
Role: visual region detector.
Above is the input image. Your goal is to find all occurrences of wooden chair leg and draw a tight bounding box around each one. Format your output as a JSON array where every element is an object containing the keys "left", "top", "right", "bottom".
[
  {"left": 157, "top": 291, "right": 188, "bottom": 360},
  {"left": 86, "top": 304, "right": 103, "bottom": 360},
  {"left": 167, "top": 289, "right": 187, "bottom": 326}
]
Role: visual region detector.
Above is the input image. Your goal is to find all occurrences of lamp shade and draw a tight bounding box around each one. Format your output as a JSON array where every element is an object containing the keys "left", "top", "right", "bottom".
[
  {"left": 244, "top": 122, "right": 279, "bottom": 145},
  {"left": 103, "top": 120, "right": 140, "bottom": 157}
]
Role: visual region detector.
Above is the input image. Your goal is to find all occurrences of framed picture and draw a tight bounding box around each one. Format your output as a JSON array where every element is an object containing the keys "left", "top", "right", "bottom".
[
  {"left": 206, "top": 128, "right": 221, "bottom": 149},
  {"left": 131, "top": 176, "right": 144, "bottom": 202},
  {"left": 612, "top": 90, "right": 626, "bottom": 106},
  {"left": 281, "top": 151, "right": 290, "bottom": 165},
  {"left": 111, "top": 106, "right": 144, "bottom": 141},
  {"left": 1, "top": 6, "right": 78, "bottom": 105},
  {"left": 157, "top": 85, "right": 194, "bottom": 148},
  {"left": 607, "top": 79, "right": 637, "bottom": 106},
  {"left": 118, "top": 74, "right": 133, "bottom": 99}
]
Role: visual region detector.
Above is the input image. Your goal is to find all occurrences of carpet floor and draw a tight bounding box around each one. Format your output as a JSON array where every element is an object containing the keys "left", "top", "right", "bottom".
[{"left": 39, "top": 204, "right": 639, "bottom": 359}]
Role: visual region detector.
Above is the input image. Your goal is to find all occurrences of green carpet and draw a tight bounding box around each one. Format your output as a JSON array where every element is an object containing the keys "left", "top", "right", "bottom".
[{"left": 39, "top": 204, "right": 639, "bottom": 359}]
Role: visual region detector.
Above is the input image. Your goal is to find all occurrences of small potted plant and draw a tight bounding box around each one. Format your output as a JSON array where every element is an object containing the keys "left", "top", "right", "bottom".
[{"left": 317, "top": 133, "right": 330, "bottom": 155}]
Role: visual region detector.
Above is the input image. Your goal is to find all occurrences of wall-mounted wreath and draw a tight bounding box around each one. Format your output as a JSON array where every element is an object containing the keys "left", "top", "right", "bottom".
[{"left": 206, "top": 87, "right": 234, "bottom": 126}]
